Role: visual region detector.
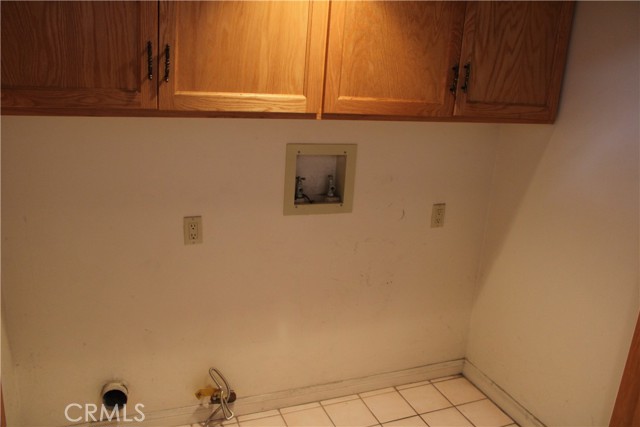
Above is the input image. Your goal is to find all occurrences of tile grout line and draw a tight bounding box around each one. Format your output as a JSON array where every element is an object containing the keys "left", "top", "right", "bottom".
[
  {"left": 317, "top": 402, "right": 337, "bottom": 427},
  {"left": 318, "top": 401, "right": 342, "bottom": 427},
  {"left": 426, "top": 378, "right": 479, "bottom": 427},
  {"left": 357, "top": 393, "right": 384, "bottom": 426},
  {"left": 319, "top": 394, "right": 378, "bottom": 427},
  {"left": 393, "top": 383, "right": 426, "bottom": 423},
  {"left": 277, "top": 407, "right": 291, "bottom": 427},
  {"left": 453, "top": 374, "right": 517, "bottom": 426},
  {"left": 392, "top": 380, "right": 478, "bottom": 426}
]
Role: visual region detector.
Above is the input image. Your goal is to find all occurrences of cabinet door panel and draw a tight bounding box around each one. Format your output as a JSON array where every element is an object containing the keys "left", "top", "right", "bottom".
[
  {"left": 1, "top": 1, "right": 157, "bottom": 110},
  {"left": 159, "top": 1, "right": 328, "bottom": 114},
  {"left": 324, "top": 1, "right": 465, "bottom": 117},
  {"left": 454, "top": 1, "right": 574, "bottom": 122}
]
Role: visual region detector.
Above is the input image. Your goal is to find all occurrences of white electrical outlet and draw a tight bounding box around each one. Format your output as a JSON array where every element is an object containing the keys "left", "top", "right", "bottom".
[
  {"left": 184, "top": 216, "right": 203, "bottom": 244},
  {"left": 431, "top": 203, "right": 446, "bottom": 228}
]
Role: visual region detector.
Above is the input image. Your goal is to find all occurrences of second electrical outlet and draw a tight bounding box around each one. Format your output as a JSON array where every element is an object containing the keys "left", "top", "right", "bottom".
[
  {"left": 184, "top": 216, "right": 203, "bottom": 244},
  {"left": 431, "top": 203, "right": 446, "bottom": 228}
]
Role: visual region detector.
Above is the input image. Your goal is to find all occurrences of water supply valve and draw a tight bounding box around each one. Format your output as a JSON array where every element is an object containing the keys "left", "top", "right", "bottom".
[
  {"left": 294, "top": 176, "right": 312, "bottom": 204},
  {"left": 199, "top": 367, "right": 236, "bottom": 427}
]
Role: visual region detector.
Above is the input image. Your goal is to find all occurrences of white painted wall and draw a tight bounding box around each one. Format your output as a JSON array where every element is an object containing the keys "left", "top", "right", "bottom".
[
  {"left": 1, "top": 117, "right": 499, "bottom": 426},
  {"left": 467, "top": 2, "right": 640, "bottom": 426},
  {"left": 5, "top": 3, "right": 636, "bottom": 426}
]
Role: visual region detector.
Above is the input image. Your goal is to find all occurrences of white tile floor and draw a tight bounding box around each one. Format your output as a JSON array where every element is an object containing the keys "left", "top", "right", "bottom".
[{"left": 185, "top": 375, "right": 517, "bottom": 427}]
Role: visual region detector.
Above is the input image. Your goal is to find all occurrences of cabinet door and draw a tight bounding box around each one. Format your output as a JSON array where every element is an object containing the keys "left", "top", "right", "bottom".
[
  {"left": 323, "top": 1, "right": 465, "bottom": 118},
  {"left": 1, "top": 1, "right": 157, "bottom": 110},
  {"left": 454, "top": 1, "right": 574, "bottom": 122},
  {"left": 159, "top": 1, "right": 328, "bottom": 114}
]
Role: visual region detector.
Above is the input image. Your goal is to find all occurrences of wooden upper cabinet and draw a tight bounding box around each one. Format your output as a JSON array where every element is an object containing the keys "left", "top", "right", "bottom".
[
  {"left": 323, "top": 0, "right": 574, "bottom": 122},
  {"left": 1, "top": 0, "right": 574, "bottom": 122},
  {"left": 158, "top": 1, "right": 328, "bottom": 114},
  {"left": 323, "top": 1, "right": 466, "bottom": 117},
  {"left": 1, "top": 1, "right": 158, "bottom": 110},
  {"left": 454, "top": 1, "right": 575, "bottom": 122}
]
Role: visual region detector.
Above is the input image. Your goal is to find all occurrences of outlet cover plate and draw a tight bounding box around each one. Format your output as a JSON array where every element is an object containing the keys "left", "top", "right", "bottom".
[
  {"left": 431, "top": 203, "right": 446, "bottom": 228},
  {"left": 184, "top": 216, "right": 203, "bottom": 244}
]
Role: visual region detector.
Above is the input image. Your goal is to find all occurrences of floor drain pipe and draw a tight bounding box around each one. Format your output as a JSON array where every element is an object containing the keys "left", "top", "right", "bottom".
[{"left": 101, "top": 382, "right": 128, "bottom": 409}]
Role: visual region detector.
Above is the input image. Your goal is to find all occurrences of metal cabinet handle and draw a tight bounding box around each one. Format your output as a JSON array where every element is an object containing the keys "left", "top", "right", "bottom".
[
  {"left": 461, "top": 63, "right": 471, "bottom": 93},
  {"left": 164, "top": 44, "right": 171, "bottom": 82},
  {"left": 449, "top": 64, "right": 459, "bottom": 95},
  {"left": 147, "top": 41, "right": 153, "bottom": 80}
]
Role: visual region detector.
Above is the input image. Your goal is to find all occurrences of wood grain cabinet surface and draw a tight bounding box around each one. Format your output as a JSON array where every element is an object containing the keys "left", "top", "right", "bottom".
[
  {"left": 1, "top": 1, "right": 157, "bottom": 110},
  {"left": 323, "top": 1, "right": 466, "bottom": 118},
  {"left": 324, "top": 0, "right": 574, "bottom": 123},
  {"left": 454, "top": 1, "right": 575, "bottom": 122},
  {"left": 1, "top": 0, "right": 574, "bottom": 123},
  {"left": 159, "top": 1, "right": 328, "bottom": 114}
]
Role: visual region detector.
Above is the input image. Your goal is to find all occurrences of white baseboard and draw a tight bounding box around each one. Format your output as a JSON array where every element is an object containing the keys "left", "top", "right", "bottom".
[
  {"left": 80, "top": 359, "right": 464, "bottom": 427},
  {"left": 231, "top": 359, "right": 464, "bottom": 418},
  {"left": 462, "top": 360, "right": 545, "bottom": 427}
]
